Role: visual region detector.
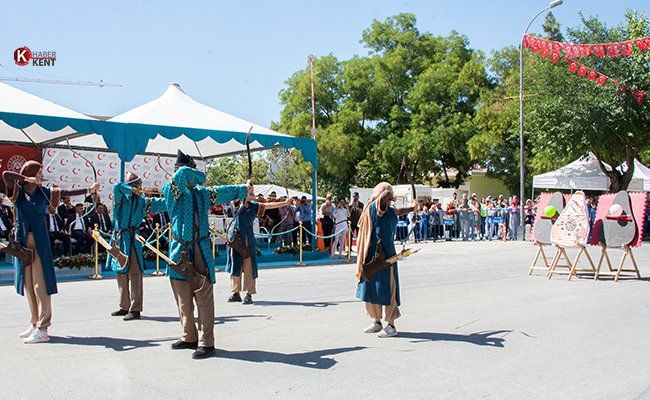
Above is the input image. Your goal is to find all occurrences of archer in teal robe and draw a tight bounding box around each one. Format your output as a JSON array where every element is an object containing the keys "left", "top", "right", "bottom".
[
  {"left": 162, "top": 166, "right": 248, "bottom": 283},
  {"left": 106, "top": 182, "right": 167, "bottom": 273},
  {"left": 225, "top": 200, "right": 260, "bottom": 279}
]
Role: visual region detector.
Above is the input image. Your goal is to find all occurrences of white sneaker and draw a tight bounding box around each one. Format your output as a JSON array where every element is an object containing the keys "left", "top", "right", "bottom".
[
  {"left": 23, "top": 329, "right": 49, "bottom": 344},
  {"left": 19, "top": 324, "right": 36, "bottom": 339},
  {"left": 377, "top": 324, "right": 398, "bottom": 338},
  {"left": 363, "top": 321, "right": 383, "bottom": 333}
]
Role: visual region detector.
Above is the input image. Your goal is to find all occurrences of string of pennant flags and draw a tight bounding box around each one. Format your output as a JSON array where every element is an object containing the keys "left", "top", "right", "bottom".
[{"left": 523, "top": 34, "right": 649, "bottom": 104}]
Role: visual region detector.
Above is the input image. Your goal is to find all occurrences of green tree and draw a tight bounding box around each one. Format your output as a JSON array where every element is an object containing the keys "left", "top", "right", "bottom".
[
  {"left": 472, "top": 9, "right": 650, "bottom": 194},
  {"left": 543, "top": 12, "right": 564, "bottom": 42},
  {"left": 205, "top": 155, "right": 271, "bottom": 188},
  {"left": 273, "top": 13, "right": 490, "bottom": 193},
  {"left": 527, "top": 10, "right": 650, "bottom": 191}
]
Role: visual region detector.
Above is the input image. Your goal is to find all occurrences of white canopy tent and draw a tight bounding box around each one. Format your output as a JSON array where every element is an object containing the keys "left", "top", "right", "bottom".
[
  {"left": 0, "top": 82, "right": 320, "bottom": 245},
  {"left": 65, "top": 83, "right": 316, "bottom": 162},
  {"left": 532, "top": 152, "right": 611, "bottom": 191},
  {"left": 532, "top": 152, "right": 647, "bottom": 192},
  {"left": 253, "top": 184, "right": 324, "bottom": 201},
  {"left": 618, "top": 159, "right": 650, "bottom": 192},
  {"left": 0, "top": 82, "right": 96, "bottom": 146}
]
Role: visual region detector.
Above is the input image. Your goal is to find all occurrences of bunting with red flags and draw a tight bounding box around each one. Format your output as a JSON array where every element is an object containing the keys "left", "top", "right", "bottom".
[{"left": 522, "top": 35, "right": 648, "bottom": 103}]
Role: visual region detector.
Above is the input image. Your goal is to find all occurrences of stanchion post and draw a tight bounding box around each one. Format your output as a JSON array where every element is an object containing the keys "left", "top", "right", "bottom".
[
  {"left": 295, "top": 221, "right": 306, "bottom": 266},
  {"left": 343, "top": 220, "right": 354, "bottom": 263},
  {"left": 151, "top": 223, "right": 164, "bottom": 276},
  {"left": 213, "top": 222, "right": 222, "bottom": 272},
  {"left": 89, "top": 224, "right": 104, "bottom": 280}
]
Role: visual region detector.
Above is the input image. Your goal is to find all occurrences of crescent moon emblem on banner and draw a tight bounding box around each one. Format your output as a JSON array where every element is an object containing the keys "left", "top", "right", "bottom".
[
  {"left": 109, "top": 162, "right": 118, "bottom": 169},
  {"left": 72, "top": 168, "right": 81, "bottom": 175}
]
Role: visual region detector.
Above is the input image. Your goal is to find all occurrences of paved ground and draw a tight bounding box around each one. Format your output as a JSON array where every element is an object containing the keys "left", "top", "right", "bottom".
[{"left": 2, "top": 239, "right": 650, "bottom": 400}]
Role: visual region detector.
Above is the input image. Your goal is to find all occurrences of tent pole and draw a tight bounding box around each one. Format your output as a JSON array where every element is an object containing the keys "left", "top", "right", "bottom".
[
  {"left": 311, "top": 169, "right": 317, "bottom": 252},
  {"left": 120, "top": 161, "right": 125, "bottom": 183}
]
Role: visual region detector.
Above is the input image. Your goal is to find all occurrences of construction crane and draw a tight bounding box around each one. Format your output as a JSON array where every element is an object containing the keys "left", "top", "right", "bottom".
[
  {"left": 0, "top": 64, "right": 121, "bottom": 87},
  {"left": 0, "top": 76, "right": 121, "bottom": 87}
]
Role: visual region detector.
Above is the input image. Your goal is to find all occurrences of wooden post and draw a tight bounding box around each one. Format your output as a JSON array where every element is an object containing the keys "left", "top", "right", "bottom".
[
  {"left": 295, "top": 222, "right": 306, "bottom": 266},
  {"left": 89, "top": 224, "right": 104, "bottom": 279}
]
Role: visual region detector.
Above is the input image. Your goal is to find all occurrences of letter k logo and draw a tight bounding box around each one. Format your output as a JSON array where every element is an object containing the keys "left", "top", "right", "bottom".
[{"left": 14, "top": 46, "right": 31, "bottom": 66}]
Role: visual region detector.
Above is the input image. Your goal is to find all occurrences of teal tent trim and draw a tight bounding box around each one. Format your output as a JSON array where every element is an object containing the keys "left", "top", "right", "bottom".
[
  {"left": 100, "top": 121, "right": 318, "bottom": 169},
  {"left": 0, "top": 111, "right": 106, "bottom": 136},
  {"left": 0, "top": 111, "right": 318, "bottom": 170}
]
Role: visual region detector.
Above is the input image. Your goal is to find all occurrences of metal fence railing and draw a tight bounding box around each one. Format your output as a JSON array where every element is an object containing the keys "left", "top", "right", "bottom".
[{"left": 395, "top": 209, "right": 523, "bottom": 242}]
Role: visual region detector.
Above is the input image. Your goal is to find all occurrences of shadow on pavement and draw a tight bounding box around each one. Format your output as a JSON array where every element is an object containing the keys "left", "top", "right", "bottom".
[
  {"left": 142, "top": 315, "right": 269, "bottom": 325},
  {"left": 397, "top": 330, "right": 513, "bottom": 347},
  {"left": 49, "top": 335, "right": 175, "bottom": 351},
  {"left": 253, "top": 300, "right": 357, "bottom": 308},
  {"left": 213, "top": 346, "right": 367, "bottom": 369}
]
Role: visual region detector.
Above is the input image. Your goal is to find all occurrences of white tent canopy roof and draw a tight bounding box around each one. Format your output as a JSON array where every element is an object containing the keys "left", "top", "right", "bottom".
[
  {"left": 100, "top": 83, "right": 317, "bottom": 166},
  {"left": 533, "top": 152, "right": 648, "bottom": 191},
  {"left": 0, "top": 82, "right": 317, "bottom": 169},
  {"left": 253, "top": 184, "right": 324, "bottom": 200},
  {"left": 0, "top": 82, "right": 92, "bottom": 146},
  {"left": 532, "top": 152, "right": 612, "bottom": 190}
]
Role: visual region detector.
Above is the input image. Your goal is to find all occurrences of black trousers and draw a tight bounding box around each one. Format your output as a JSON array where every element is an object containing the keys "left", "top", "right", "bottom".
[
  {"left": 321, "top": 218, "right": 333, "bottom": 248},
  {"left": 71, "top": 230, "right": 93, "bottom": 255},
  {"left": 49, "top": 231, "right": 71, "bottom": 256}
]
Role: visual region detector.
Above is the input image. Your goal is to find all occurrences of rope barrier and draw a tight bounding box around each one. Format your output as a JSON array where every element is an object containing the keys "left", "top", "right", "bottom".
[
  {"left": 252, "top": 224, "right": 300, "bottom": 237},
  {"left": 302, "top": 225, "right": 348, "bottom": 239}
]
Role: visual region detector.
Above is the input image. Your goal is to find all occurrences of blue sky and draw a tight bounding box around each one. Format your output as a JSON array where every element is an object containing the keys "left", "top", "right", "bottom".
[{"left": 1, "top": 1, "right": 647, "bottom": 130}]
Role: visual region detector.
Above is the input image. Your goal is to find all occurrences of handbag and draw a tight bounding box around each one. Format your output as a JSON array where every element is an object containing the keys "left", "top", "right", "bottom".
[
  {"left": 228, "top": 228, "right": 252, "bottom": 259},
  {"left": 360, "top": 233, "right": 392, "bottom": 282}
]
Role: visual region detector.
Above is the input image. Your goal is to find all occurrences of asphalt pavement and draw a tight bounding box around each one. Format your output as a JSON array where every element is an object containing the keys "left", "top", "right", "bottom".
[{"left": 2, "top": 239, "right": 650, "bottom": 400}]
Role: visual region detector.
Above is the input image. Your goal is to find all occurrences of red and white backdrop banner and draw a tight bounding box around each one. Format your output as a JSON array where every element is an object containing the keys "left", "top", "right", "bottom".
[{"left": 42, "top": 149, "right": 205, "bottom": 207}]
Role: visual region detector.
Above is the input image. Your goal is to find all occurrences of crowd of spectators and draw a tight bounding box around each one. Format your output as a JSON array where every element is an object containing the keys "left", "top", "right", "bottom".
[
  {"left": 2, "top": 183, "right": 614, "bottom": 264},
  {"left": 398, "top": 193, "right": 530, "bottom": 243}
]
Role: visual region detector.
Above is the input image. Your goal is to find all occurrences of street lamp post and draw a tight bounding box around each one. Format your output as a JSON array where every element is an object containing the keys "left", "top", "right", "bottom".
[{"left": 519, "top": 0, "right": 563, "bottom": 240}]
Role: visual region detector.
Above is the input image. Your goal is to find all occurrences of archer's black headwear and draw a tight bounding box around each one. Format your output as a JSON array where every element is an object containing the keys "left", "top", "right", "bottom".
[
  {"left": 125, "top": 172, "right": 141, "bottom": 187},
  {"left": 175, "top": 149, "right": 197, "bottom": 169}
]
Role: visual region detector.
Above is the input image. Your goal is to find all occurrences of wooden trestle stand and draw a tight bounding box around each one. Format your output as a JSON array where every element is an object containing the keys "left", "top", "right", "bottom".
[
  {"left": 547, "top": 243, "right": 596, "bottom": 281},
  {"left": 594, "top": 243, "right": 640, "bottom": 282}
]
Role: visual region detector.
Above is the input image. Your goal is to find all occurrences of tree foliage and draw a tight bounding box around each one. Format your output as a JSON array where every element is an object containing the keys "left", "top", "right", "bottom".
[
  {"left": 272, "top": 14, "right": 490, "bottom": 196},
  {"left": 210, "top": 10, "right": 649, "bottom": 198},
  {"left": 471, "top": 10, "right": 650, "bottom": 194}
]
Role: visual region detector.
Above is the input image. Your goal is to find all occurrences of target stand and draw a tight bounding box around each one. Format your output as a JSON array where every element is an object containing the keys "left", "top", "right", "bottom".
[
  {"left": 547, "top": 243, "right": 596, "bottom": 281},
  {"left": 528, "top": 240, "right": 555, "bottom": 276}
]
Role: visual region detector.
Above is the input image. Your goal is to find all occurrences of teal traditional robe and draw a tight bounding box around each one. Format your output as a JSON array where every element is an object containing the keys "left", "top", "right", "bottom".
[
  {"left": 225, "top": 200, "right": 260, "bottom": 279},
  {"left": 106, "top": 182, "right": 167, "bottom": 273},
  {"left": 355, "top": 202, "right": 401, "bottom": 306},
  {"left": 162, "top": 167, "right": 247, "bottom": 283},
  {"left": 12, "top": 185, "right": 57, "bottom": 296}
]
